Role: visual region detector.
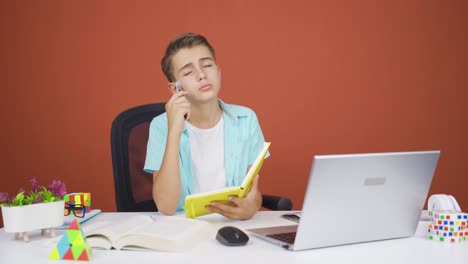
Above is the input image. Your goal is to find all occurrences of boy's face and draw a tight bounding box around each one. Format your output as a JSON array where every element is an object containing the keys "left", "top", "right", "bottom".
[{"left": 169, "top": 45, "right": 221, "bottom": 103}]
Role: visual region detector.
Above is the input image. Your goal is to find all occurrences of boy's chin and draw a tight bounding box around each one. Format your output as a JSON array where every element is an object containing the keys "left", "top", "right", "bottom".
[{"left": 193, "top": 92, "right": 219, "bottom": 104}]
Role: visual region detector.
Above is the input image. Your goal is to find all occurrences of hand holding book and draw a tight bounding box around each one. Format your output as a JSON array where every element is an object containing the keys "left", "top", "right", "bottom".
[
  {"left": 184, "top": 142, "right": 271, "bottom": 218},
  {"left": 206, "top": 173, "right": 262, "bottom": 220}
]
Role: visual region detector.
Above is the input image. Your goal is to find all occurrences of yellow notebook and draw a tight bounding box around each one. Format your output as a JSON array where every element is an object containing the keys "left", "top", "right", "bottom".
[{"left": 184, "top": 142, "right": 271, "bottom": 218}]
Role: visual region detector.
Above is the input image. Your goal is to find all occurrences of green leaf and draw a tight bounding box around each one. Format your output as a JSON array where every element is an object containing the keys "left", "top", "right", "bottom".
[{"left": 11, "top": 192, "right": 25, "bottom": 206}]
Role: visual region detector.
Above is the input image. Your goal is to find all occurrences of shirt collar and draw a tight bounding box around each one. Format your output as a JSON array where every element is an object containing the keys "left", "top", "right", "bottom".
[
  {"left": 183, "top": 99, "right": 247, "bottom": 132},
  {"left": 218, "top": 99, "right": 249, "bottom": 125}
]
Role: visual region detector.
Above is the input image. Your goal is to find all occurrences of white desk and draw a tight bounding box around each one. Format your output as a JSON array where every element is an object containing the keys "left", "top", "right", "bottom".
[{"left": 1, "top": 211, "right": 467, "bottom": 264}]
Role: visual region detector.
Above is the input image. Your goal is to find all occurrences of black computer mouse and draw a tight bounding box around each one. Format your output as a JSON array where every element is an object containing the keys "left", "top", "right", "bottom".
[{"left": 216, "top": 226, "right": 249, "bottom": 246}]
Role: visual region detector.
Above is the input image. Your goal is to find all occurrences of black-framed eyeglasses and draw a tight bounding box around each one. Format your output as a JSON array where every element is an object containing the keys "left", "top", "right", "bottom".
[{"left": 64, "top": 204, "right": 86, "bottom": 218}]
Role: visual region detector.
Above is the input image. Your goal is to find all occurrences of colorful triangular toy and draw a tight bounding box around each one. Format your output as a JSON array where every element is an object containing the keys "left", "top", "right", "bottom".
[{"left": 49, "top": 219, "right": 92, "bottom": 261}]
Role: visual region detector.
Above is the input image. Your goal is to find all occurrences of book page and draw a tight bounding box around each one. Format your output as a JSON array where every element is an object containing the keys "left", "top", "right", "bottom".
[
  {"left": 129, "top": 216, "right": 210, "bottom": 240},
  {"left": 239, "top": 142, "right": 271, "bottom": 195},
  {"left": 114, "top": 215, "right": 215, "bottom": 251},
  {"left": 83, "top": 214, "right": 152, "bottom": 247},
  {"left": 86, "top": 236, "right": 112, "bottom": 250},
  {"left": 183, "top": 186, "right": 239, "bottom": 199}
]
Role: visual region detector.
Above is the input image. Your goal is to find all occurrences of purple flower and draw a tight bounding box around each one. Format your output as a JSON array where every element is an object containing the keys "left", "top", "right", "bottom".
[
  {"left": 2, "top": 178, "right": 68, "bottom": 206},
  {"left": 48, "top": 180, "right": 67, "bottom": 199},
  {"left": 30, "top": 177, "right": 41, "bottom": 192},
  {"left": 0, "top": 192, "right": 12, "bottom": 204}
]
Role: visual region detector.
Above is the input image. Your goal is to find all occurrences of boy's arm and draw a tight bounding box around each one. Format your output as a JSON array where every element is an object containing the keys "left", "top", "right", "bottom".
[
  {"left": 152, "top": 132, "right": 182, "bottom": 215},
  {"left": 152, "top": 91, "right": 191, "bottom": 215},
  {"left": 205, "top": 174, "right": 262, "bottom": 220}
]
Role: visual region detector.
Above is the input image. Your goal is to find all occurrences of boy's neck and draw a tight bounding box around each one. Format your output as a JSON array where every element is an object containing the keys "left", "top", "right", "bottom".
[{"left": 187, "top": 99, "right": 223, "bottom": 129}]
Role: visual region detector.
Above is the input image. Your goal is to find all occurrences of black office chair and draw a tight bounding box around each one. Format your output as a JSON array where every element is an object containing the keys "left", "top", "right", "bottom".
[{"left": 111, "top": 103, "right": 292, "bottom": 212}]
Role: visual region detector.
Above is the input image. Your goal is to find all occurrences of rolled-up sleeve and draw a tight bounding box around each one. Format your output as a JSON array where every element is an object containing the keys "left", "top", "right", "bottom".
[
  {"left": 247, "top": 110, "right": 270, "bottom": 166},
  {"left": 144, "top": 114, "right": 168, "bottom": 174}
]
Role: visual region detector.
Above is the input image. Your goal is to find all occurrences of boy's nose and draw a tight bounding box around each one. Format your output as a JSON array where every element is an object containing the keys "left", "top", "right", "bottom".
[{"left": 197, "top": 70, "right": 207, "bottom": 81}]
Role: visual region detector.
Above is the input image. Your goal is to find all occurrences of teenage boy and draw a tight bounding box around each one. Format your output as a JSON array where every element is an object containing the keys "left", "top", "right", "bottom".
[{"left": 144, "top": 33, "right": 269, "bottom": 220}]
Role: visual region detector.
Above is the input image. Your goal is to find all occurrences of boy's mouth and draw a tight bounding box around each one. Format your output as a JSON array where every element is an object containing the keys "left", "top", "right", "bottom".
[{"left": 199, "top": 84, "right": 212, "bottom": 91}]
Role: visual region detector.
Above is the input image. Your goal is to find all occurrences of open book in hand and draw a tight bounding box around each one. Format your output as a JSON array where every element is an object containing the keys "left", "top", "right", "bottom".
[
  {"left": 82, "top": 214, "right": 215, "bottom": 251},
  {"left": 184, "top": 142, "right": 271, "bottom": 218}
]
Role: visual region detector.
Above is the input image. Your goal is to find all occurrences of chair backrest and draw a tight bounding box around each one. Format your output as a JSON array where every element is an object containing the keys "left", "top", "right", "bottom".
[{"left": 111, "top": 103, "right": 166, "bottom": 212}]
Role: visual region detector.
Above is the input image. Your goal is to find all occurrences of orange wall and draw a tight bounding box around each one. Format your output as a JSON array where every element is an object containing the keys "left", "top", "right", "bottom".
[{"left": 1, "top": 0, "right": 467, "bottom": 227}]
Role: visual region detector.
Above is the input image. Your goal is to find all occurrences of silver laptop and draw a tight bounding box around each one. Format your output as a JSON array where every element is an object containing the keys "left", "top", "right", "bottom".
[{"left": 248, "top": 151, "right": 440, "bottom": 251}]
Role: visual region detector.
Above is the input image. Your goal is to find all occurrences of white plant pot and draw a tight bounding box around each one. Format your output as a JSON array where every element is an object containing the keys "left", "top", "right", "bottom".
[{"left": 1, "top": 200, "right": 64, "bottom": 233}]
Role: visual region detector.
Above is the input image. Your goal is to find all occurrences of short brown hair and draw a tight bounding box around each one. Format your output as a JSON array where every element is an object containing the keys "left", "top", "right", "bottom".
[{"left": 161, "top": 33, "right": 216, "bottom": 82}]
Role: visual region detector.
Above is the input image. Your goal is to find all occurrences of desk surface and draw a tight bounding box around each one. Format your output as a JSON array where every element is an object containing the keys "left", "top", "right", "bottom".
[{"left": 1, "top": 211, "right": 467, "bottom": 264}]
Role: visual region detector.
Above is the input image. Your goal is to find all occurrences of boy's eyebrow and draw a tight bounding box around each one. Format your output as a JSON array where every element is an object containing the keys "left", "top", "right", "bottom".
[
  {"left": 177, "top": 57, "right": 215, "bottom": 73},
  {"left": 199, "top": 57, "right": 214, "bottom": 62},
  {"left": 177, "top": 62, "right": 193, "bottom": 73}
]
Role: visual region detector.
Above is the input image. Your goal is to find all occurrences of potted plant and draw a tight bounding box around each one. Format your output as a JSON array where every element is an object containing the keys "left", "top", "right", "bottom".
[{"left": 0, "top": 178, "right": 67, "bottom": 242}]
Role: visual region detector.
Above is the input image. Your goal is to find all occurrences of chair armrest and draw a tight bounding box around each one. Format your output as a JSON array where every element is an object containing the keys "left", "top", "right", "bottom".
[{"left": 261, "top": 194, "right": 293, "bottom": 211}]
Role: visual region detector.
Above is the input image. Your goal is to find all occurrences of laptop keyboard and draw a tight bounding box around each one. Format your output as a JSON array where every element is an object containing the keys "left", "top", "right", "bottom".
[{"left": 267, "top": 232, "right": 297, "bottom": 244}]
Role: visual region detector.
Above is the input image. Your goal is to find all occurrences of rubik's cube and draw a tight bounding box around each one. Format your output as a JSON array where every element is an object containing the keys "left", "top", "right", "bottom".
[
  {"left": 64, "top": 193, "right": 91, "bottom": 213},
  {"left": 427, "top": 211, "right": 468, "bottom": 243}
]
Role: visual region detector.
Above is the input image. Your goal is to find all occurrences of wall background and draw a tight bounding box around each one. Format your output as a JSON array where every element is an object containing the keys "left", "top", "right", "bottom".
[{"left": 1, "top": 0, "right": 467, "bottom": 227}]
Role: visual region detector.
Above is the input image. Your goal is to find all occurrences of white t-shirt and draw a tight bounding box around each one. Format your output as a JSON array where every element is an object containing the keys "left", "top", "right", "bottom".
[{"left": 185, "top": 116, "right": 227, "bottom": 193}]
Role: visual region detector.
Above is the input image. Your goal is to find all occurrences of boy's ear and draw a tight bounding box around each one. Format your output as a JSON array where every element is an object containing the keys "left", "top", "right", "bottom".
[{"left": 168, "top": 82, "right": 177, "bottom": 94}]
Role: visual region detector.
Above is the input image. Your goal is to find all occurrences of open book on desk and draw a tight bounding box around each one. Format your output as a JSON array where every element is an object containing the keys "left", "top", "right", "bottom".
[
  {"left": 82, "top": 214, "right": 215, "bottom": 251},
  {"left": 184, "top": 142, "right": 271, "bottom": 218}
]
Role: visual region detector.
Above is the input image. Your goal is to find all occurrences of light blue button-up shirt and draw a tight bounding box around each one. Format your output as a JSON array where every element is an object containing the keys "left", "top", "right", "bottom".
[{"left": 144, "top": 99, "right": 270, "bottom": 212}]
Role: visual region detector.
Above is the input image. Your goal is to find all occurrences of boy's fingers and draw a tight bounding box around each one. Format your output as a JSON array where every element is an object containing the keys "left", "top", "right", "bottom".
[
  {"left": 228, "top": 196, "right": 242, "bottom": 206},
  {"left": 168, "top": 91, "right": 188, "bottom": 103},
  {"left": 209, "top": 201, "right": 238, "bottom": 213},
  {"left": 205, "top": 174, "right": 261, "bottom": 220},
  {"left": 209, "top": 206, "right": 240, "bottom": 220},
  {"left": 174, "top": 90, "right": 189, "bottom": 97}
]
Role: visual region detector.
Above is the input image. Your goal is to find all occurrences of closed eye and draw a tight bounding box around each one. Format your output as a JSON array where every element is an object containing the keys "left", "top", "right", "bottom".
[
  {"left": 183, "top": 71, "right": 192, "bottom": 76},
  {"left": 203, "top": 64, "right": 213, "bottom": 68}
]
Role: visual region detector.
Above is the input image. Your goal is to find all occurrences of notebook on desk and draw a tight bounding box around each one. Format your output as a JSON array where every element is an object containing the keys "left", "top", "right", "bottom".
[{"left": 248, "top": 151, "right": 440, "bottom": 251}]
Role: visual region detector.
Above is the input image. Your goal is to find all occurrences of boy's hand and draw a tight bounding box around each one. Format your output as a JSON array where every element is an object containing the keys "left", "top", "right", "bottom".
[
  {"left": 165, "top": 91, "right": 191, "bottom": 135},
  {"left": 205, "top": 174, "right": 262, "bottom": 220}
]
